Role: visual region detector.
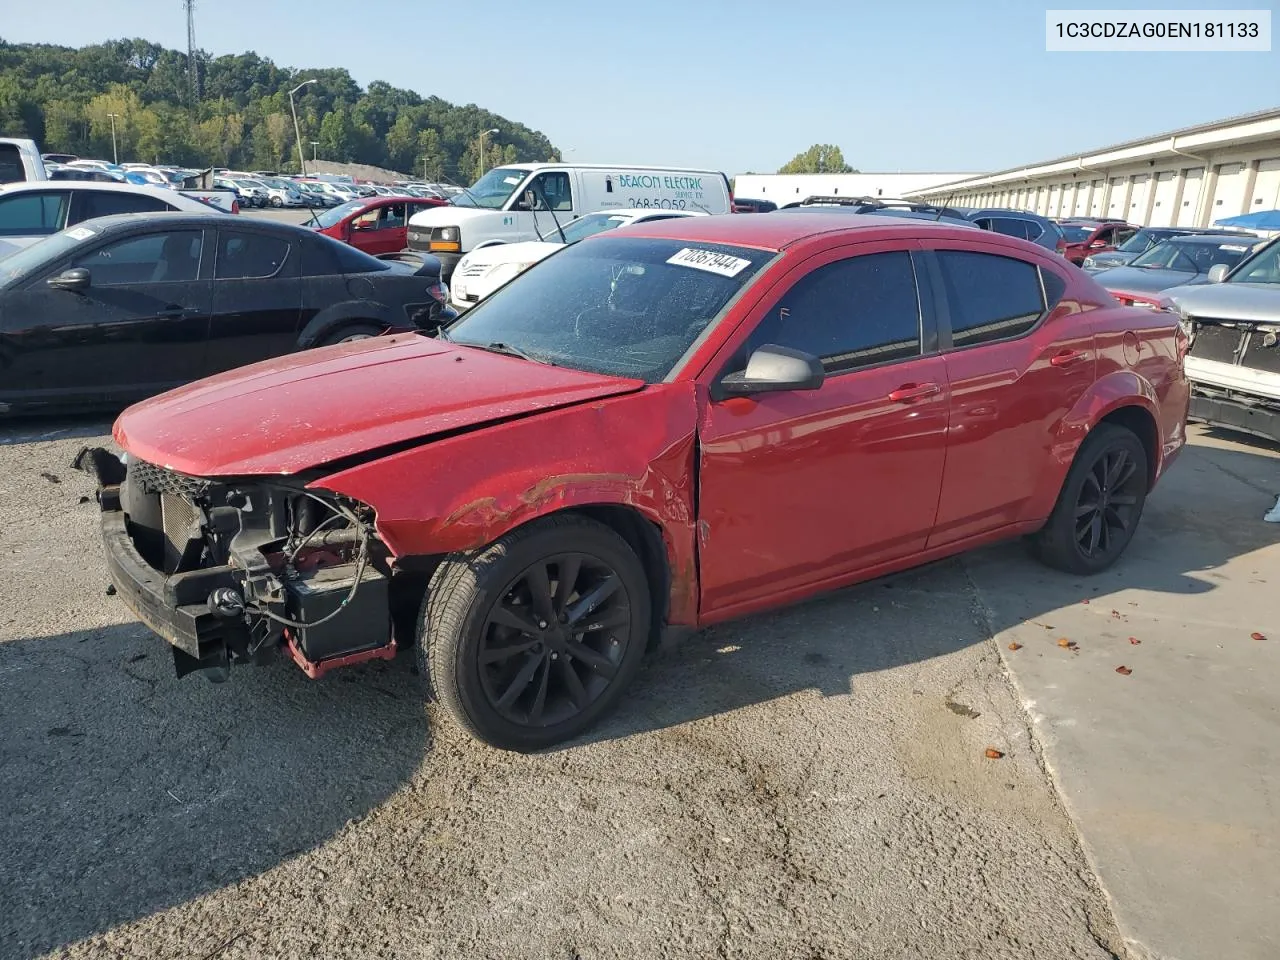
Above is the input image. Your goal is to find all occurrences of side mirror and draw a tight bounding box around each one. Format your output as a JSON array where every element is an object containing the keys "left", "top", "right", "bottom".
[
  {"left": 717, "top": 344, "right": 825, "bottom": 398},
  {"left": 1207, "top": 263, "right": 1229, "bottom": 283},
  {"left": 47, "top": 267, "right": 90, "bottom": 292},
  {"left": 520, "top": 189, "right": 540, "bottom": 211}
]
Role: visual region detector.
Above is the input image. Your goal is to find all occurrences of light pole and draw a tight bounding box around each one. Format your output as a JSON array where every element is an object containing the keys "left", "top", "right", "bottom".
[
  {"left": 289, "top": 79, "right": 317, "bottom": 175},
  {"left": 310, "top": 140, "right": 319, "bottom": 164},
  {"left": 478, "top": 127, "right": 499, "bottom": 178},
  {"left": 106, "top": 113, "right": 119, "bottom": 165}
]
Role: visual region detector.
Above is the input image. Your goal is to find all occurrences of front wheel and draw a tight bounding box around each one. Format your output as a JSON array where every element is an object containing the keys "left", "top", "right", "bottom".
[
  {"left": 419, "top": 515, "right": 651, "bottom": 752},
  {"left": 1031, "top": 423, "right": 1149, "bottom": 575}
]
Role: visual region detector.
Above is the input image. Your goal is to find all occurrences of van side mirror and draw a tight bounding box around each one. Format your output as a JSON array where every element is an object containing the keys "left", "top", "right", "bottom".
[
  {"left": 520, "top": 189, "right": 540, "bottom": 211},
  {"left": 1207, "top": 263, "right": 1229, "bottom": 283},
  {"left": 47, "top": 267, "right": 90, "bottom": 292},
  {"left": 716, "top": 344, "right": 825, "bottom": 398}
]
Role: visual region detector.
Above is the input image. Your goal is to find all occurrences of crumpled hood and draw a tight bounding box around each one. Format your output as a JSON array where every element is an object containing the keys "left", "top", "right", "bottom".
[
  {"left": 114, "top": 335, "right": 644, "bottom": 477},
  {"left": 1096, "top": 265, "right": 1199, "bottom": 298},
  {"left": 1162, "top": 282, "right": 1280, "bottom": 324}
]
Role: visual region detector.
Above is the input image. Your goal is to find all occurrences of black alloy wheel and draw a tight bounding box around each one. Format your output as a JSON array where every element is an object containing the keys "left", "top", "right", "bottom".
[
  {"left": 1073, "top": 447, "right": 1143, "bottom": 560},
  {"left": 478, "top": 552, "right": 633, "bottom": 728},
  {"left": 1032, "top": 423, "right": 1149, "bottom": 574},
  {"left": 420, "top": 515, "right": 651, "bottom": 751}
]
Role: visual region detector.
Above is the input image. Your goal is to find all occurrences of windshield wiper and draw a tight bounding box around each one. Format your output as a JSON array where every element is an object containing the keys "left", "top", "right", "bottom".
[{"left": 480, "top": 341, "right": 546, "bottom": 363}]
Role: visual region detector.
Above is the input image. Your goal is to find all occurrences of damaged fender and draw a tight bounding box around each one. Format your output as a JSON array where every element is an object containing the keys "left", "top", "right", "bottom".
[{"left": 313, "top": 382, "right": 702, "bottom": 626}]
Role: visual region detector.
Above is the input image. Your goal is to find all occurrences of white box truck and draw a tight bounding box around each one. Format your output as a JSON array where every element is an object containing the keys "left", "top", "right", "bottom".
[{"left": 405, "top": 162, "right": 733, "bottom": 278}]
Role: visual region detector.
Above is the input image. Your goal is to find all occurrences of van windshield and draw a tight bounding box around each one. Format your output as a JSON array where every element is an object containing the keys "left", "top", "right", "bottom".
[{"left": 450, "top": 167, "right": 528, "bottom": 209}]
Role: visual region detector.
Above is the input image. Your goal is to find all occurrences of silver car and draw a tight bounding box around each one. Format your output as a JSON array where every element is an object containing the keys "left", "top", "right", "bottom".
[{"left": 1161, "top": 237, "right": 1280, "bottom": 443}]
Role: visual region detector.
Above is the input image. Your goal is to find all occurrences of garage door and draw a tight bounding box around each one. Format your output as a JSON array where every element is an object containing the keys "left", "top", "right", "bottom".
[
  {"left": 1249, "top": 158, "right": 1280, "bottom": 211},
  {"left": 1176, "top": 168, "right": 1204, "bottom": 227},
  {"left": 1046, "top": 184, "right": 1061, "bottom": 217},
  {"left": 1210, "top": 162, "right": 1248, "bottom": 220},
  {"left": 1072, "top": 182, "right": 1092, "bottom": 217},
  {"left": 1126, "top": 175, "right": 1151, "bottom": 223},
  {"left": 1148, "top": 171, "right": 1178, "bottom": 227},
  {"left": 1060, "top": 182, "right": 1078, "bottom": 217},
  {"left": 1088, "top": 180, "right": 1105, "bottom": 217},
  {"left": 1105, "top": 177, "right": 1127, "bottom": 217}
]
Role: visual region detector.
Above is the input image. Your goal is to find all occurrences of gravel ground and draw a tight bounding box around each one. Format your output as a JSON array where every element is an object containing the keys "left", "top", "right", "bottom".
[{"left": 0, "top": 419, "right": 1123, "bottom": 960}]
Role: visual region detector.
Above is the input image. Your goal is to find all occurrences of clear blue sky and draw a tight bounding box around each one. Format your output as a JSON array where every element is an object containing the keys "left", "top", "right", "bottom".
[{"left": 5, "top": 0, "right": 1277, "bottom": 175}]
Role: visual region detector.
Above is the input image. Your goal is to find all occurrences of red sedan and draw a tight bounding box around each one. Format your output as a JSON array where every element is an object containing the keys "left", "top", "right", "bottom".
[
  {"left": 311, "top": 195, "right": 446, "bottom": 256},
  {"left": 87, "top": 213, "right": 1189, "bottom": 750}
]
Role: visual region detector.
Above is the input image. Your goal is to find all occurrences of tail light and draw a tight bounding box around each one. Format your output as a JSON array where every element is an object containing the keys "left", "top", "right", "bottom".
[
  {"left": 1175, "top": 323, "right": 1191, "bottom": 362},
  {"left": 231, "top": 198, "right": 241, "bottom": 215},
  {"left": 1056, "top": 235, "right": 1067, "bottom": 254}
]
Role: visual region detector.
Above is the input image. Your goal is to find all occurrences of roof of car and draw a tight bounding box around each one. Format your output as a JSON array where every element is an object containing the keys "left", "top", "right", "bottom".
[
  {"left": 67, "top": 211, "right": 309, "bottom": 236},
  {"left": 1160, "top": 234, "right": 1259, "bottom": 245},
  {"left": 1, "top": 180, "right": 193, "bottom": 200},
  {"left": 612, "top": 212, "right": 992, "bottom": 251}
]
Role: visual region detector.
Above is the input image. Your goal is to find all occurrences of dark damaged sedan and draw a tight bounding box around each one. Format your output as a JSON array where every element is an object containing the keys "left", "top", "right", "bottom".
[{"left": 0, "top": 213, "right": 453, "bottom": 416}]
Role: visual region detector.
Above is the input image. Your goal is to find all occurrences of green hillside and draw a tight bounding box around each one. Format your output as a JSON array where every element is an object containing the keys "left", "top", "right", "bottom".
[{"left": 0, "top": 37, "right": 560, "bottom": 180}]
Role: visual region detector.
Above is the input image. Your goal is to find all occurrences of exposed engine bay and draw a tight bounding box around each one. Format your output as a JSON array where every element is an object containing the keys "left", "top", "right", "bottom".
[{"left": 77, "top": 448, "right": 402, "bottom": 681}]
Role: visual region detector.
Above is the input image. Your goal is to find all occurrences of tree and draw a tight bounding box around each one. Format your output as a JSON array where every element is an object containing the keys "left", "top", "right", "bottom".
[
  {"left": 777, "top": 144, "right": 856, "bottom": 175},
  {"left": 0, "top": 37, "right": 560, "bottom": 177}
]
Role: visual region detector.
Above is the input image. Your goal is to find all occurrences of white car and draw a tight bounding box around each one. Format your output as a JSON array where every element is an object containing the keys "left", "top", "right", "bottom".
[
  {"left": 449, "top": 208, "right": 708, "bottom": 311},
  {"left": 0, "top": 181, "right": 233, "bottom": 260}
]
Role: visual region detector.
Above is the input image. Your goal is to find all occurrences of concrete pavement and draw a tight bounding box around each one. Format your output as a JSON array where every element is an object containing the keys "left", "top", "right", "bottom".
[{"left": 966, "top": 425, "right": 1280, "bottom": 960}]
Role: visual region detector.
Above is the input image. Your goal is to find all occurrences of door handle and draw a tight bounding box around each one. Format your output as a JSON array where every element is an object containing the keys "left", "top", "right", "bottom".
[
  {"left": 158, "top": 305, "right": 192, "bottom": 318},
  {"left": 888, "top": 382, "right": 940, "bottom": 403},
  {"left": 1049, "top": 349, "right": 1086, "bottom": 368}
]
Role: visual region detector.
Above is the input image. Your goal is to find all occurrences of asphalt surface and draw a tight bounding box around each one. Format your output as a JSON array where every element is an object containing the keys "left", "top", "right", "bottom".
[{"left": 0, "top": 417, "right": 1123, "bottom": 959}]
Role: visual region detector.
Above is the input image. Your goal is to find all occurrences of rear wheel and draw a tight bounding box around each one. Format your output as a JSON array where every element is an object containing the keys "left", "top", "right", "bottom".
[
  {"left": 269, "top": 196, "right": 283, "bottom": 208},
  {"left": 419, "top": 515, "right": 650, "bottom": 752},
  {"left": 1031, "top": 423, "right": 1149, "bottom": 574}
]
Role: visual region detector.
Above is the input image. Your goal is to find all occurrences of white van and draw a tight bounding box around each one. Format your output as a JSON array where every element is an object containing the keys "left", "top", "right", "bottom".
[{"left": 405, "top": 162, "right": 732, "bottom": 278}]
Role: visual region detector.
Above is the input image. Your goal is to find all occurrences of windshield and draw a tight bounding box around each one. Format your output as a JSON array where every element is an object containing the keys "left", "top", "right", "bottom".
[
  {"left": 552, "top": 213, "right": 640, "bottom": 245},
  {"left": 1061, "top": 225, "right": 1093, "bottom": 242},
  {"left": 1117, "top": 229, "right": 1163, "bottom": 253},
  {"left": 449, "top": 167, "right": 528, "bottom": 209},
  {"left": 1131, "top": 239, "right": 1251, "bottom": 274},
  {"left": 0, "top": 226, "right": 99, "bottom": 288},
  {"left": 445, "top": 236, "right": 772, "bottom": 382},
  {"left": 263, "top": 177, "right": 296, "bottom": 191},
  {"left": 313, "top": 200, "right": 367, "bottom": 229},
  {"left": 1229, "top": 240, "right": 1280, "bottom": 285}
]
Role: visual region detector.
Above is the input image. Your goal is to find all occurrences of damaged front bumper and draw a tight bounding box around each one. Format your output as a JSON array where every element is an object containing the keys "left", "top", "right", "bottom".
[{"left": 78, "top": 447, "right": 398, "bottom": 681}]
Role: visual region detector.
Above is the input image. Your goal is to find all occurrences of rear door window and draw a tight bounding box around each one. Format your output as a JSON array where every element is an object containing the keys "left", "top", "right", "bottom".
[
  {"left": 73, "top": 191, "right": 173, "bottom": 222},
  {"left": 937, "top": 250, "right": 1046, "bottom": 347},
  {"left": 215, "top": 231, "right": 293, "bottom": 280},
  {"left": 0, "top": 191, "right": 70, "bottom": 236}
]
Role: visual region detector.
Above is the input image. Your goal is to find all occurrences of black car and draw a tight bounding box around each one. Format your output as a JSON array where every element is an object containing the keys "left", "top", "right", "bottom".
[{"left": 0, "top": 213, "right": 452, "bottom": 416}]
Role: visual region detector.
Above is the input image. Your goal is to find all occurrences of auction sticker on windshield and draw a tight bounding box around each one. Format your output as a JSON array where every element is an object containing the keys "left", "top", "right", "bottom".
[
  {"left": 65, "top": 226, "right": 97, "bottom": 241},
  {"left": 666, "top": 248, "right": 752, "bottom": 277}
]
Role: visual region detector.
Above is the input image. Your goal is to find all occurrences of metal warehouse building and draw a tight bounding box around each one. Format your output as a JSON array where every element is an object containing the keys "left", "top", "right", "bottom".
[{"left": 907, "top": 107, "right": 1280, "bottom": 228}]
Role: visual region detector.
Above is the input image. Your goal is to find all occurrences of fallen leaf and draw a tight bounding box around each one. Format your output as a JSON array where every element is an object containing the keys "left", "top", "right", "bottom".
[
  {"left": 1111, "top": 610, "right": 1122, "bottom": 618},
  {"left": 1008, "top": 642, "right": 1023, "bottom": 651},
  {"left": 1116, "top": 665, "right": 1132, "bottom": 676},
  {"left": 1057, "top": 638, "right": 1072, "bottom": 648},
  {"left": 1081, "top": 599, "right": 1090, "bottom": 604},
  {"left": 1129, "top": 637, "right": 1141, "bottom": 645},
  {"left": 1252, "top": 632, "right": 1267, "bottom": 641},
  {"left": 984, "top": 748, "right": 1004, "bottom": 760},
  {"left": 40, "top": 471, "right": 61, "bottom": 484}
]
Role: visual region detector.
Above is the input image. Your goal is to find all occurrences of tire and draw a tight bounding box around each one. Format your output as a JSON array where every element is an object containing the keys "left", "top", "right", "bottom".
[
  {"left": 269, "top": 196, "right": 283, "bottom": 208},
  {"left": 317, "top": 323, "right": 383, "bottom": 346},
  {"left": 1031, "top": 423, "right": 1149, "bottom": 575},
  {"left": 418, "top": 514, "right": 651, "bottom": 752}
]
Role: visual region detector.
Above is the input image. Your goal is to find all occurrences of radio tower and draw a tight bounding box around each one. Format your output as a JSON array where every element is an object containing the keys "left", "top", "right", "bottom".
[{"left": 184, "top": 0, "right": 200, "bottom": 105}]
